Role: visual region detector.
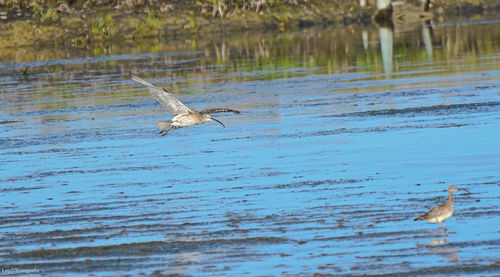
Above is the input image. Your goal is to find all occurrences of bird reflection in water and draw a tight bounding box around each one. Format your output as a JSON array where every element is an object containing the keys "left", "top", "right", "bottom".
[{"left": 417, "top": 232, "right": 459, "bottom": 264}]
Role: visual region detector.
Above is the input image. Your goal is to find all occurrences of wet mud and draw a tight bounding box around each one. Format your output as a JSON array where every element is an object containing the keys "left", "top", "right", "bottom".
[{"left": 1, "top": 20, "right": 500, "bottom": 275}]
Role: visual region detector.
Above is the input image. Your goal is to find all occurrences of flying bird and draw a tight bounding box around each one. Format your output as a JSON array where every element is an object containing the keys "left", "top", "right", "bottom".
[{"left": 131, "top": 74, "right": 239, "bottom": 136}]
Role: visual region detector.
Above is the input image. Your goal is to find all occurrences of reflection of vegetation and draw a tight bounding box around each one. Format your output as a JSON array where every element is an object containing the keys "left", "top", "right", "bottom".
[
  {"left": 3, "top": 21, "right": 499, "bottom": 116},
  {"left": 116, "top": 22, "right": 500, "bottom": 89},
  {"left": 1, "top": 21, "right": 500, "bottom": 84},
  {"left": 92, "top": 43, "right": 111, "bottom": 57}
]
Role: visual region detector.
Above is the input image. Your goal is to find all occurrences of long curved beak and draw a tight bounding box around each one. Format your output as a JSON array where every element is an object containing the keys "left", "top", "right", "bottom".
[
  {"left": 457, "top": 187, "right": 470, "bottom": 193},
  {"left": 210, "top": 117, "right": 225, "bottom": 128}
]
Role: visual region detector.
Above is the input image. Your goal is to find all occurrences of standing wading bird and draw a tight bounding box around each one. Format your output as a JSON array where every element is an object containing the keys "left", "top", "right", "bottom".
[
  {"left": 414, "top": 185, "right": 469, "bottom": 230},
  {"left": 131, "top": 74, "right": 240, "bottom": 136}
]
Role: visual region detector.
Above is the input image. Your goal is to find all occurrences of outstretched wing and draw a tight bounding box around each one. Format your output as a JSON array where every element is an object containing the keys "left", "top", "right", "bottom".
[
  {"left": 200, "top": 108, "right": 240, "bottom": 114},
  {"left": 131, "top": 74, "right": 192, "bottom": 115}
]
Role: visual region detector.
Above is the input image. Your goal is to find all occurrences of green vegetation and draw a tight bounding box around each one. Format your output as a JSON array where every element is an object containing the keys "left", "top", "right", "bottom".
[
  {"left": 40, "top": 7, "right": 58, "bottom": 23},
  {"left": 91, "top": 13, "right": 114, "bottom": 40},
  {"left": 189, "top": 10, "right": 196, "bottom": 29},
  {"left": 0, "top": 0, "right": 498, "bottom": 51},
  {"left": 134, "top": 7, "right": 161, "bottom": 37},
  {"left": 1, "top": 0, "right": 60, "bottom": 23}
]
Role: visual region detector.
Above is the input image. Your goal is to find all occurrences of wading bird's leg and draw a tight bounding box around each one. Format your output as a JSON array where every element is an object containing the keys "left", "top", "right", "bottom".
[
  {"left": 442, "top": 221, "right": 446, "bottom": 231},
  {"left": 161, "top": 126, "right": 178, "bottom": 136},
  {"left": 158, "top": 120, "right": 172, "bottom": 135}
]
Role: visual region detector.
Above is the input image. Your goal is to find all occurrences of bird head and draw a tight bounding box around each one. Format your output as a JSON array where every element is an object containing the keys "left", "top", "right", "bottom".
[
  {"left": 202, "top": 113, "right": 225, "bottom": 128},
  {"left": 448, "top": 185, "right": 469, "bottom": 193}
]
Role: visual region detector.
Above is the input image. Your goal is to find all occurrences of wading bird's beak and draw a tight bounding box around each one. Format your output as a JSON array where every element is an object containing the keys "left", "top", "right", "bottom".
[
  {"left": 211, "top": 118, "right": 225, "bottom": 128},
  {"left": 458, "top": 187, "right": 470, "bottom": 193}
]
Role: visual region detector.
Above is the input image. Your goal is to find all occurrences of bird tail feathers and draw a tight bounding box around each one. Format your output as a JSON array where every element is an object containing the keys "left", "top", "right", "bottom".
[{"left": 158, "top": 120, "right": 172, "bottom": 130}]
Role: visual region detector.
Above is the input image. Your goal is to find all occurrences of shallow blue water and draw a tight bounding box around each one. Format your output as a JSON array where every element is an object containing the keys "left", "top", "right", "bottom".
[{"left": 1, "top": 20, "right": 500, "bottom": 276}]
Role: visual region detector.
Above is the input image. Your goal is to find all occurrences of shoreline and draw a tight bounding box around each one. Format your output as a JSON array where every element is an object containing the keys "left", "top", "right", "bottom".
[{"left": 0, "top": 0, "right": 499, "bottom": 52}]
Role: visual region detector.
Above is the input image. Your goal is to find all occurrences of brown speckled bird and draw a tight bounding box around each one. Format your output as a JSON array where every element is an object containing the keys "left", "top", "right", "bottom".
[
  {"left": 414, "top": 185, "right": 469, "bottom": 230},
  {"left": 131, "top": 74, "right": 239, "bottom": 136}
]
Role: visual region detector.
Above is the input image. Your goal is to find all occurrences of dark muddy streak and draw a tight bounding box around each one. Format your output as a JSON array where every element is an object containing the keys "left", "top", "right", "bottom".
[{"left": 322, "top": 101, "right": 500, "bottom": 118}]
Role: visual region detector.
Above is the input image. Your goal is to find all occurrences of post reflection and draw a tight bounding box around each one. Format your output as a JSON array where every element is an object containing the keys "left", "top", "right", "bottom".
[
  {"left": 378, "top": 26, "right": 393, "bottom": 74},
  {"left": 422, "top": 24, "right": 433, "bottom": 58}
]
